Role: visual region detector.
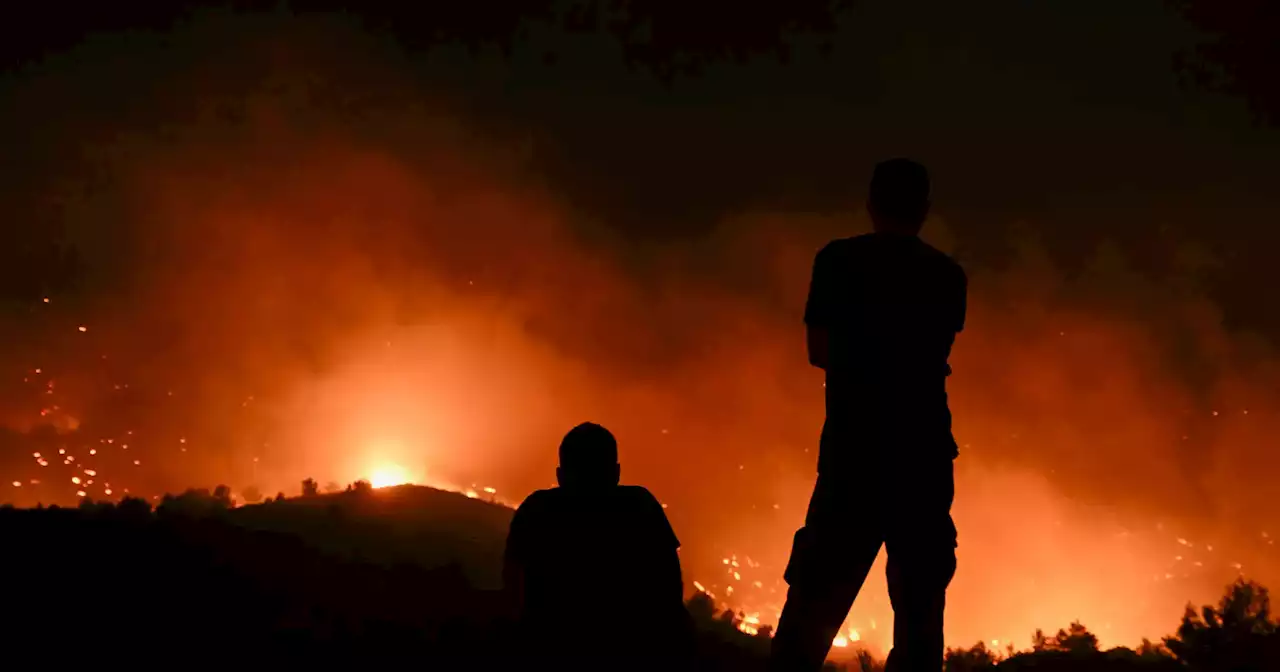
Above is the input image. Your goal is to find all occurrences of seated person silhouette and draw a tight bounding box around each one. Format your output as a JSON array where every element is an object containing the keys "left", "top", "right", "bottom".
[
  {"left": 503, "top": 422, "right": 691, "bottom": 669},
  {"left": 770, "top": 159, "right": 966, "bottom": 671}
]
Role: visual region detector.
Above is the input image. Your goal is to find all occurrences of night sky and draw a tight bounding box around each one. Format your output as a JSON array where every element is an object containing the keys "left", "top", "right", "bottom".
[{"left": 5, "top": 2, "right": 1279, "bottom": 322}]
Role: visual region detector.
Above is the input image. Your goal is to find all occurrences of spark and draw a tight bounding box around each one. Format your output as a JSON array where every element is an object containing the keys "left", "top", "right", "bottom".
[
  {"left": 11, "top": 481, "right": 20, "bottom": 487},
  {"left": 77, "top": 326, "right": 87, "bottom": 333}
]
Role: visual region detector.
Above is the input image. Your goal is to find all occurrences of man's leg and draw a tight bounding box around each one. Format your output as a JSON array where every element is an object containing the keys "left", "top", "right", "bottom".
[
  {"left": 882, "top": 461, "right": 957, "bottom": 672},
  {"left": 770, "top": 475, "right": 882, "bottom": 672}
]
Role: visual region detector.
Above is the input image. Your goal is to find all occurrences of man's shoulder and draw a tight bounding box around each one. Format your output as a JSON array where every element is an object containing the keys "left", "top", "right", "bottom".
[
  {"left": 517, "top": 485, "right": 660, "bottom": 511},
  {"left": 918, "top": 240, "right": 963, "bottom": 271},
  {"left": 617, "top": 486, "right": 678, "bottom": 547},
  {"left": 816, "top": 236, "right": 864, "bottom": 259},
  {"left": 514, "top": 487, "right": 561, "bottom": 517},
  {"left": 616, "top": 484, "right": 663, "bottom": 508}
]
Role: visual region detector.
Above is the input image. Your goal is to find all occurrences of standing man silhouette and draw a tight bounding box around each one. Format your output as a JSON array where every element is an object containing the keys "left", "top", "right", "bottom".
[{"left": 770, "top": 159, "right": 967, "bottom": 671}]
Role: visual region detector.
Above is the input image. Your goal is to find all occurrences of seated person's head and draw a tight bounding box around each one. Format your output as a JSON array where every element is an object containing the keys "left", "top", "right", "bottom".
[
  {"left": 868, "top": 158, "right": 931, "bottom": 234},
  {"left": 556, "top": 422, "right": 620, "bottom": 490}
]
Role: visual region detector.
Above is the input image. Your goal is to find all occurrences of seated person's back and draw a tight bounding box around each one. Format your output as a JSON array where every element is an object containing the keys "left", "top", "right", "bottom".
[{"left": 503, "top": 423, "right": 687, "bottom": 662}]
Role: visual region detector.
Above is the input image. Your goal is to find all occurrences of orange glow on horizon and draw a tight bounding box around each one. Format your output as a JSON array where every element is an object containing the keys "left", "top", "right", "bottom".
[{"left": 368, "top": 462, "right": 414, "bottom": 489}]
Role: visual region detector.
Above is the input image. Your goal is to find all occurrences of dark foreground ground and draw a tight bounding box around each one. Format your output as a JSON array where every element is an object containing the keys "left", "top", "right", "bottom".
[{"left": 1, "top": 485, "right": 1275, "bottom": 671}]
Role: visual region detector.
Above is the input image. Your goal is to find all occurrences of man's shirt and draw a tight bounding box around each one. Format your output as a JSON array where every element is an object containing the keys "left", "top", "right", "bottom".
[
  {"left": 804, "top": 232, "right": 967, "bottom": 471},
  {"left": 503, "top": 485, "right": 683, "bottom": 641}
]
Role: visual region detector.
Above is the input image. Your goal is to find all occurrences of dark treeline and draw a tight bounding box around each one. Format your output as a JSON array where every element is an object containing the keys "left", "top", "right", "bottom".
[{"left": 1, "top": 484, "right": 1277, "bottom": 671}]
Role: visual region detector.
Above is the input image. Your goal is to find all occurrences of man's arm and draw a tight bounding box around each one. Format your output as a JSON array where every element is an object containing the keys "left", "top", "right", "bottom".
[
  {"left": 639, "top": 491, "right": 686, "bottom": 605},
  {"left": 660, "top": 543, "right": 685, "bottom": 607},
  {"left": 951, "top": 263, "right": 968, "bottom": 334},
  {"left": 804, "top": 245, "right": 835, "bottom": 370},
  {"left": 501, "top": 507, "right": 527, "bottom": 615}
]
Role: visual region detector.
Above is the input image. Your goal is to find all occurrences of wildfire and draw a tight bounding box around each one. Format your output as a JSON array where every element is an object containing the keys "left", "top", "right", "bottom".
[{"left": 368, "top": 463, "right": 413, "bottom": 489}]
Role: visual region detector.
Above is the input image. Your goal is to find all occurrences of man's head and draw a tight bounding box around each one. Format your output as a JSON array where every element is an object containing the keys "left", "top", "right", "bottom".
[
  {"left": 868, "top": 158, "right": 931, "bottom": 234},
  {"left": 556, "top": 422, "right": 620, "bottom": 489}
]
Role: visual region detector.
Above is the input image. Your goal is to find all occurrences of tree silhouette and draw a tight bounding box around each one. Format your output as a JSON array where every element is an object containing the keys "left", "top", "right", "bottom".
[
  {"left": 1169, "top": 0, "right": 1280, "bottom": 125},
  {"left": 117, "top": 495, "right": 152, "bottom": 519},
  {"left": 685, "top": 591, "right": 716, "bottom": 624},
  {"left": 301, "top": 478, "right": 319, "bottom": 497},
  {"left": 241, "top": 485, "right": 263, "bottom": 504},
  {"left": 1166, "top": 579, "right": 1279, "bottom": 671},
  {"left": 945, "top": 641, "right": 1000, "bottom": 671},
  {"left": 213, "top": 484, "right": 233, "bottom": 508},
  {"left": 1032, "top": 621, "right": 1099, "bottom": 654},
  {"left": 857, "top": 648, "right": 884, "bottom": 672}
]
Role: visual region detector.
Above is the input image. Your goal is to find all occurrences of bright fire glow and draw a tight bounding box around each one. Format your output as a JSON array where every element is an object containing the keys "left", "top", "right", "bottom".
[{"left": 368, "top": 463, "right": 413, "bottom": 489}]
